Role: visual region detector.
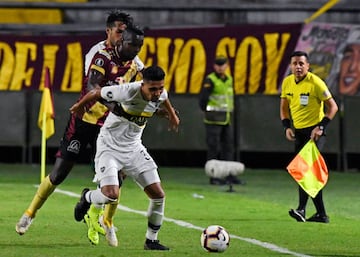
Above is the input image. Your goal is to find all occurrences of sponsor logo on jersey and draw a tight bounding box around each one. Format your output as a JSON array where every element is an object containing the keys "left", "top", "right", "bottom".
[
  {"left": 95, "top": 58, "right": 104, "bottom": 67},
  {"left": 67, "top": 140, "right": 80, "bottom": 154}
]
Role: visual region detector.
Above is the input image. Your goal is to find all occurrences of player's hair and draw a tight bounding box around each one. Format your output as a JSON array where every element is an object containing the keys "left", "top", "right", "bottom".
[
  {"left": 127, "top": 23, "right": 144, "bottom": 36},
  {"left": 121, "top": 23, "right": 144, "bottom": 46},
  {"left": 142, "top": 66, "right": 165, "bottom": 81},
  {"left": 106, "top": 9, "right": 133, "bottom": 28},
  {"left": 290, "top": 51, "right": 309, "bottom": 60}
]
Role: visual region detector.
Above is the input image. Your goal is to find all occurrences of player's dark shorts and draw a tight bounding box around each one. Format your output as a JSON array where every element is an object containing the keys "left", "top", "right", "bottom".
[{"left": 55, "top": 114, "right": 101, "bottom": 162}]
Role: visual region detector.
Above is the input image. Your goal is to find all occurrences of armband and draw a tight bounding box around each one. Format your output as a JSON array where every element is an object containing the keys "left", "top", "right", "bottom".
[
  {"left": 318, "top": 117, "right": 331, "bottom": 130},
  {"left": 282, "top": 118, "right": 291, "bottom": 130}
]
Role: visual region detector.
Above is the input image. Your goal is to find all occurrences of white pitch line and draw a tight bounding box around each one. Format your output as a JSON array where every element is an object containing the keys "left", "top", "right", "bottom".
[{"left": 54, "top": 188, "right": 313, "bottom": 257}]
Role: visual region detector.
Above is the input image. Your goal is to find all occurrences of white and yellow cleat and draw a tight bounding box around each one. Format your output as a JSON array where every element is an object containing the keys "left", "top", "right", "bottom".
[
  {"left": 99, "top": 215, "right": 118, "bottom": 247},
  {"left": 16, "top": 214, "right": 33, "bottom": 235}
]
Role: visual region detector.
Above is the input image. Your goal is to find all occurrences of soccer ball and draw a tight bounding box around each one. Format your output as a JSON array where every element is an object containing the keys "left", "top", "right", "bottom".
[{"left": 200, "top": 225, "right": 230, "bottom": 253}]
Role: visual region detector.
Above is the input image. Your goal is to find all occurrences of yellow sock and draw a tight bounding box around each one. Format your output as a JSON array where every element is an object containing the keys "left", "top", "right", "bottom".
[
  {"left": 103, "top": 189, "right": 121, "bottom": 227},
  {"left": 25, "top": 176, "right": 56, "bottom": 218}
]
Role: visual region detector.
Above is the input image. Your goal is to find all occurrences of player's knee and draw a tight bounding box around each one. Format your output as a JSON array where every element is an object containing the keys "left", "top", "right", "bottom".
[
  {"left": 155, "top": 185, "right": 165, "bottom": 199},
  {"left": 100, "top": 182, "right": 120, "bottom": 200},
  {"left": 102, "top": 189, "right": 119, "bottom": 200},
  {"left": 145, "top": 183, "right": 165, "bottom": 199},
  {"left": 152, "top": 189, "right": 165, "bottom": 199},
  {"left": 90, "top": 189, "right": 117, "bottom": 204}
]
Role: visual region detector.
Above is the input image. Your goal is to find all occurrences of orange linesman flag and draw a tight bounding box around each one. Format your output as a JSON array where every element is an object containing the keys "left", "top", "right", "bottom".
[
  {"left": 37, "top": 67, "right": 55, "bottom": 139},
  {"left": 287, "top": 140, "right": 328, "bottom": 198}
]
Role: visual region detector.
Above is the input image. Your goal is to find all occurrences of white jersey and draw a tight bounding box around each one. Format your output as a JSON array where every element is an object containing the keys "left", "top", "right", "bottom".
[
  {"left": 98, "top": 81, "right": 168, "bottom": 151},
  {"left": 94, "top": 81, "right": 166, "bottom": 187},
  {"left": 84, "top": 40, "right": 144, "bottom": 75}
]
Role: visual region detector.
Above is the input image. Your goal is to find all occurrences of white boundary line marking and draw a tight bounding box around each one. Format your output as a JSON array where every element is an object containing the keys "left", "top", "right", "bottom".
[{"left": 54, "top": 188, "right": 313, "bottom": 257}]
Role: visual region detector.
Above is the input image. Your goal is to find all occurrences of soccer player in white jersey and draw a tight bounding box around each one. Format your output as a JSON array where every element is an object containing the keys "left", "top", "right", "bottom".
[
  {"left": 70, "top": 65, "right": 179, "bottom": 250},
  {"left": 14, "top": 10, "right": 141, "bottom": 244}
]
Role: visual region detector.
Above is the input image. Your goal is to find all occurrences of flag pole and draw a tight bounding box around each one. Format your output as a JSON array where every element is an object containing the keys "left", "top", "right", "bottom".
[
  {"left": 304, "top": 0, "right": 340, "bottom": 24},
  {"left": 38, "top": 67, "right": 55, "bottom": 183},
  {"left": 41, "top": 111, "right": 47, "bottom": 182}
]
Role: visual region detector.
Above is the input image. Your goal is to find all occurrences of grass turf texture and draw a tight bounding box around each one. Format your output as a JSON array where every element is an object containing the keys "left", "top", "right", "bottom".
[{"left": 1, "top": 163, "right": 360, "bottom": 257}]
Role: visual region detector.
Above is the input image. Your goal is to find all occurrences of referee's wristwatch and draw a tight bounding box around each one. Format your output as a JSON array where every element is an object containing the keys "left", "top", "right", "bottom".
[{"left": 318, "top": 125, "right": 324, "bottom": 131}]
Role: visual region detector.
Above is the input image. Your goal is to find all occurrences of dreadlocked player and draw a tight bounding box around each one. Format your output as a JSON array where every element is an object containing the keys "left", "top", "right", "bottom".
[{"left": 15, "top": 11, "right": 143, "bottom": 246}]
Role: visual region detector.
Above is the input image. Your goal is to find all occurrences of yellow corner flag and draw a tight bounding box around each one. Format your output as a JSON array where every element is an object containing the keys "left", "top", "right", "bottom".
[
  {"left": 287, "top": 140, "right": 328, "bottom": 198},
  {"left": 38, "top": 67, "right": 55, "bottom": 182},
  {"left": 38, "top": 67, "right": 55, "bottom": 139}
]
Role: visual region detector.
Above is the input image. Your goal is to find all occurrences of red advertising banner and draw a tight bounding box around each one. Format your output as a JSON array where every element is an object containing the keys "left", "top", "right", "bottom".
[{"left": 0, "top": 23, "right": 302, "bottom": 94}]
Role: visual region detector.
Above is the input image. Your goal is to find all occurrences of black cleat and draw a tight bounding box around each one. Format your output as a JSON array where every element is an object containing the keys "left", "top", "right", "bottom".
[
  {"left": 74, "top": 188, "right": 91, "bottom": 222},
  {"left": 289, "top": 209, "right": 306, "bottom": 222},
  {"left": 306, "top": 213, "right": 329, "bottom": 223},
  {"left": 144, "top": 239, "right": 170, "bottom": 250},
  {"left": 226, "top": 175, "right": 246, "bottom": 185},
  {"left": 209, "top": 177, "right": 226, "bottom": 185}
]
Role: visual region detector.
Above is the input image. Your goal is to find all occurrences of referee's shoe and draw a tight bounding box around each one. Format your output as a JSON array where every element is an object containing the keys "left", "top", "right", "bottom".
[{"left": 288, "top": 209, "right": 306, "bottom": 222}]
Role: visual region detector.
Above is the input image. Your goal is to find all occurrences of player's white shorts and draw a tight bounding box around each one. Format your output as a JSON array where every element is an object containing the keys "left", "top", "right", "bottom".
[{"left": 94, "top": 144, "right": 160, "bottom": 189}]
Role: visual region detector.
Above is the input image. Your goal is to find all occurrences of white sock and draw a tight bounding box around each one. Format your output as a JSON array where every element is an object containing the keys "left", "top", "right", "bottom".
[
  {"left": 145, "top": 198, "right": 165, "bottom": 240},
  {"left": 86, "top": 188, "right": 116, "bottom": 205}
]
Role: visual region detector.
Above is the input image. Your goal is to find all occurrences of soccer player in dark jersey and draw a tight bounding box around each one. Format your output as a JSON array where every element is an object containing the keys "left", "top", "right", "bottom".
[{"left": 15, "top": 14, "right": 144, "bottom": 242}]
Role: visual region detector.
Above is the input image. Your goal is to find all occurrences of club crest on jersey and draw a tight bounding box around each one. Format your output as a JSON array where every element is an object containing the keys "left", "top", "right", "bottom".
[
  {"left": 106, "top": 91, "right": 113, "bottom": 99},
  {"left": 67, "top": 140, "right": 80, "bottom": 154},
  {"left": 95, "top": 58, "right": 104, "bottom": 67}
]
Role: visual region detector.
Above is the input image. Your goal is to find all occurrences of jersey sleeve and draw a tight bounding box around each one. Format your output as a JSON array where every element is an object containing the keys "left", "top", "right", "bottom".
[
  {"left": 133, "top": 55, "right": 145, "bottom": 71},
  {"left": 84, "top": 41, "right": 105, "bottom": 75},
  {"left": 100, "top": 84, "right": 130, "bottom": 102},
  {"left": 314, "top": 76, "right": 332, "bottom": 101},
  {"left": 280, "top": 76, "right": 290, "bottom": 98},
  {"left": 89, "top": 50, "right": 111, "bottom": 76},
  {"left": 159, "top": 89, "right": 168, "bottom": 103}
]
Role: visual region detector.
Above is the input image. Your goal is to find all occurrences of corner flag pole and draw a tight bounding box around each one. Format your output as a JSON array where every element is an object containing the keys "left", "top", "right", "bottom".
[
  {"left": 304, "top": 0, "right": 340, "bottom": 24},
  {"left": 40, "top": 111, "right": 47, "bottom": 182},
  {"left": 38, "top": 67, "right": 55, "bottom": 182}
]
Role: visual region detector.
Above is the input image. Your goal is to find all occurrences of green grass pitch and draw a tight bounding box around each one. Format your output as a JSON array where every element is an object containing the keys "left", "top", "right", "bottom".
[{"left": 1, "top": 163, "right": 360, "bottom": 257}]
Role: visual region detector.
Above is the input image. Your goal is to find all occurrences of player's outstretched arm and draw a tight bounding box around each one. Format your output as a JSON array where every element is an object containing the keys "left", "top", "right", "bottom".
[
  {"left": 162, "top": 98, "right": 180, "bottom": 132},
  {"left": 69, "top": 87, "right": 102, "bottom": 116}
]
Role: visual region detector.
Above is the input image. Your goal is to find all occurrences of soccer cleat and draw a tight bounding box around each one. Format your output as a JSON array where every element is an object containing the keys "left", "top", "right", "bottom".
[
  {"left": 226, "top": 175, "right": 246, "bottom": 185},
  {"left": 144, "top": 239, "right": 170, "bottom": 251},
  {"left": 74, "top": 188, "right": 91, "bottom": 222},
  {"left": 99, "top": 215, "right": 118, "bottom": 247},
  {"left": 209, "top": 177, "right": 226, "bottom": 185},
  {"left": 15, "top": 214, "right": 33, "bottom": 235},
  {"left": 288, "top": 209, "right": 306, "bottom": 222},
  {"left": 87, "top": 206, "right": 105, "bottom": 235},
  {"left": 84, "top": 214, "right": 99, "bottom": 245},
  {"left": 306, "top": 213, "right": 329, "bottom": 223}
]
